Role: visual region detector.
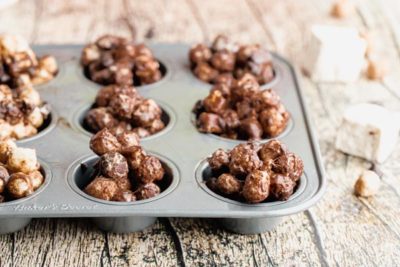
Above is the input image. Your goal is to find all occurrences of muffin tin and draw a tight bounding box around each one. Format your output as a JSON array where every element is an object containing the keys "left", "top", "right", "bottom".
[{"left": 0, "top": 44, "right": 326, "bottom": 234}]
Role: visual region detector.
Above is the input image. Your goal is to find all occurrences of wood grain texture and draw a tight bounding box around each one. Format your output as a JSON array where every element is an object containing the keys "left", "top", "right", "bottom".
[{"left": 0, "top": 0, "right": 399, "bottom": 266}]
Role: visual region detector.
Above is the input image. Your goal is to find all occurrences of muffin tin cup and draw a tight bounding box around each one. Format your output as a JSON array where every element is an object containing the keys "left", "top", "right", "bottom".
[
  {"left": 0, "top": 217, "right": 32, "bottom": 234},
  {"left": 219, "top": 217, "right": 283, "bottom": 234},
  {"left": 93, "top": 216, "right": 157, "bottom": 233},
  {"left": 0, "top": 44, "right": 325, "bottom": 234},
  {"left": 0, "top": 158, "right": 52, "bottom": 234}
]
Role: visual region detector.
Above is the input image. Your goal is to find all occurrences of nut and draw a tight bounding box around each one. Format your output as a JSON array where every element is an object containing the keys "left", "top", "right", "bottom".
[
  {"left": 366, "top": 59, "right": 386, "bottom": 80},
  {"left": 354, "top": 170, "right": 381, "bottom": 197},
  {"left": 331, "top": 0, "right": 355, "bottom": 18}
]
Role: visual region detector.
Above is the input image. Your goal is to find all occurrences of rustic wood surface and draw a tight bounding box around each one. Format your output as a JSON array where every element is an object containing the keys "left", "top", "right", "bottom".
[{"left": 0, "top": 0, "right": 399, "bottom": 266}]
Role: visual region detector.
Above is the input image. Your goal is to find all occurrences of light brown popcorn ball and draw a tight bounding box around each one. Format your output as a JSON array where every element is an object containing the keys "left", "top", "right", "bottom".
[
  {"left": 27, "top": 170, "right": 44, "bottom": 191},
  {"left": 354, "top": 170, "right": 381, "bottom": 197},
  {"left": 242, "top": 170, "right": 270, "bottom": 203},
  {"left": 0, "top": 139, "right": 17, "bottom": 163},
  {"left": 89, "top": 128, "right": 121, "bottom": 156},
  {"left": 38, "top": 55, "right": 58, "bottom": 75},
  {"left": 229, "top": 143, "right": 262, "bottom": 176},
  {"left": 27, "top": 107, "right": 44, "bottom": 128},
  {"left": 7, "top": 147, "right": 38, "bottom": 174},
  {"left": 84, "top": 176, "right": 119, "bottom": 201},
  {"left": 6, "top": 172, "right": 34, "bottom": 199},
  {"left": 135, "top": 182, "right": 161, "bottom": 200},
  {"left": 216, "top": 173, "right": 242, "bottom": 195}
]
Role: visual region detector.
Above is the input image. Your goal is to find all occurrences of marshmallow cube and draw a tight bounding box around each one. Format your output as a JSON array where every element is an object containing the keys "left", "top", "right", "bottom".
[
  {"left": 304, "top": 25, "right": 367, "bottom": 82},
  {"left": 335, "top": 103, "right": 400, "bottom": 163}
]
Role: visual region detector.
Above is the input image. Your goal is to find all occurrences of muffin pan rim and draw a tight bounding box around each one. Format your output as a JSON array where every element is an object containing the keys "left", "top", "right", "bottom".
[{"left": 0, "top": 44, "right": 325, "bottom": 225}]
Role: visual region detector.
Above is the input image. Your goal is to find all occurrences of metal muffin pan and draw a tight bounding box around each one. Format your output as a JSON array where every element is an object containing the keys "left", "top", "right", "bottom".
[{"left": 0, "top": 44, "right": 326, "bottom": 234}]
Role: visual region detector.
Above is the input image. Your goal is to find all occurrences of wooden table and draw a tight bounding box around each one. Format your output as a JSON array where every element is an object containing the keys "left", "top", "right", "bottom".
[{"left": 0, "top": 0, "right": 399, "bottom": 266}]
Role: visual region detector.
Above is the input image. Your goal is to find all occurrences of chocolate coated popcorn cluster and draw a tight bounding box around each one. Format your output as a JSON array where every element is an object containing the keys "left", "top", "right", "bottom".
[
  {"left": 189, "top": 34, "right": 275, "bottom": 85},
  {"left": 85, "top": 128, "right": 167, "bottom": 202},
  {"left": 193, "top": 74, "right": 289, "bottom": 140},
  {"left": 81, "top": 35, "right": 163, "bottom": 86},
  {"left": 206, "top": 140, "right": 303, "bottom": 203}
]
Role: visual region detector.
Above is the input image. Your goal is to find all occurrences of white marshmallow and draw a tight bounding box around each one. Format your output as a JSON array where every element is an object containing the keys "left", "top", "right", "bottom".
[
  {"left": 304, "top": 25, "right": 367, "bottom": 82},
  {"left": 335, "top": 103, "right": 400, "bottom": 163}
]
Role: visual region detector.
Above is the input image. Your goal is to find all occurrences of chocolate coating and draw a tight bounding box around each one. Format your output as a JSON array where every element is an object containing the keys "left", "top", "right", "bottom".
[
  {"left": 121, "top": 146, "right": 147, "bottom": 170},
  {"left": 272, "top": 152, "right": 304, "bottom": 182},
  {"left": 197, "top": 112, "right": 223, "bottom": 134},
  {"left": 82, "top": 35, "right": 162, "bottom": 86},
  {"left": 259, "top": 105, "right": 290, "bottom": 137},
  {"left": 269, "top": 173, "right": 295, "bottom": 201},
  {"left": 108, "top": 94, "right": 136, "bottom": 120},
  {"left": 99, "top": 152, "right": 129, "bottom": 180},
  {"left": 84, "top": 176, "right": 119, "bottom": 201},
  {"left": 115, "top": 131, "right": 140, "bottom": 148},
  {"left": 229, "top": 143, "right": 261, "bottom": 176},
  {"left": 132, "top": 99, "right": 162, "bottom": 126},
  {"left": 84, "top": 107, "right": 117, "bottom": 132},
  {"left": 208, "top": 148, "right": 230, "bottom": 171},
  {"left": 242, "top": 170, "right": 270, "bottom": 203},
  {"left": 112, "top": 190, "right": 136, "bottom": 202},
  {"left": 210, "top": 50, "right": 236, "bottom": 72},
  {"left": 193, "top": 62, "right": 219, "bottom": 83},
  {"left": 258, "top": 139, "right": 287, "bottom": 164},
  {"left": 216, "top": 173, "right": 242, "bottom": 195},
  {"left": 239, "top": 117, "right": 263, "bottom": 140},
  {"left": 90, "top": 128, "right": 121, "bottom": 156},
  {"left": 203, "top": 89, "right": 228, "bottom": 114},
  {"left": 189, "top": 44, "right": 212, "bottom": 65},
  {"left": 135, "top": 182, "right": 160, "bottom": 200},
  {"left": 135, "top": 155, "right": 165, "bottom": 184}
]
